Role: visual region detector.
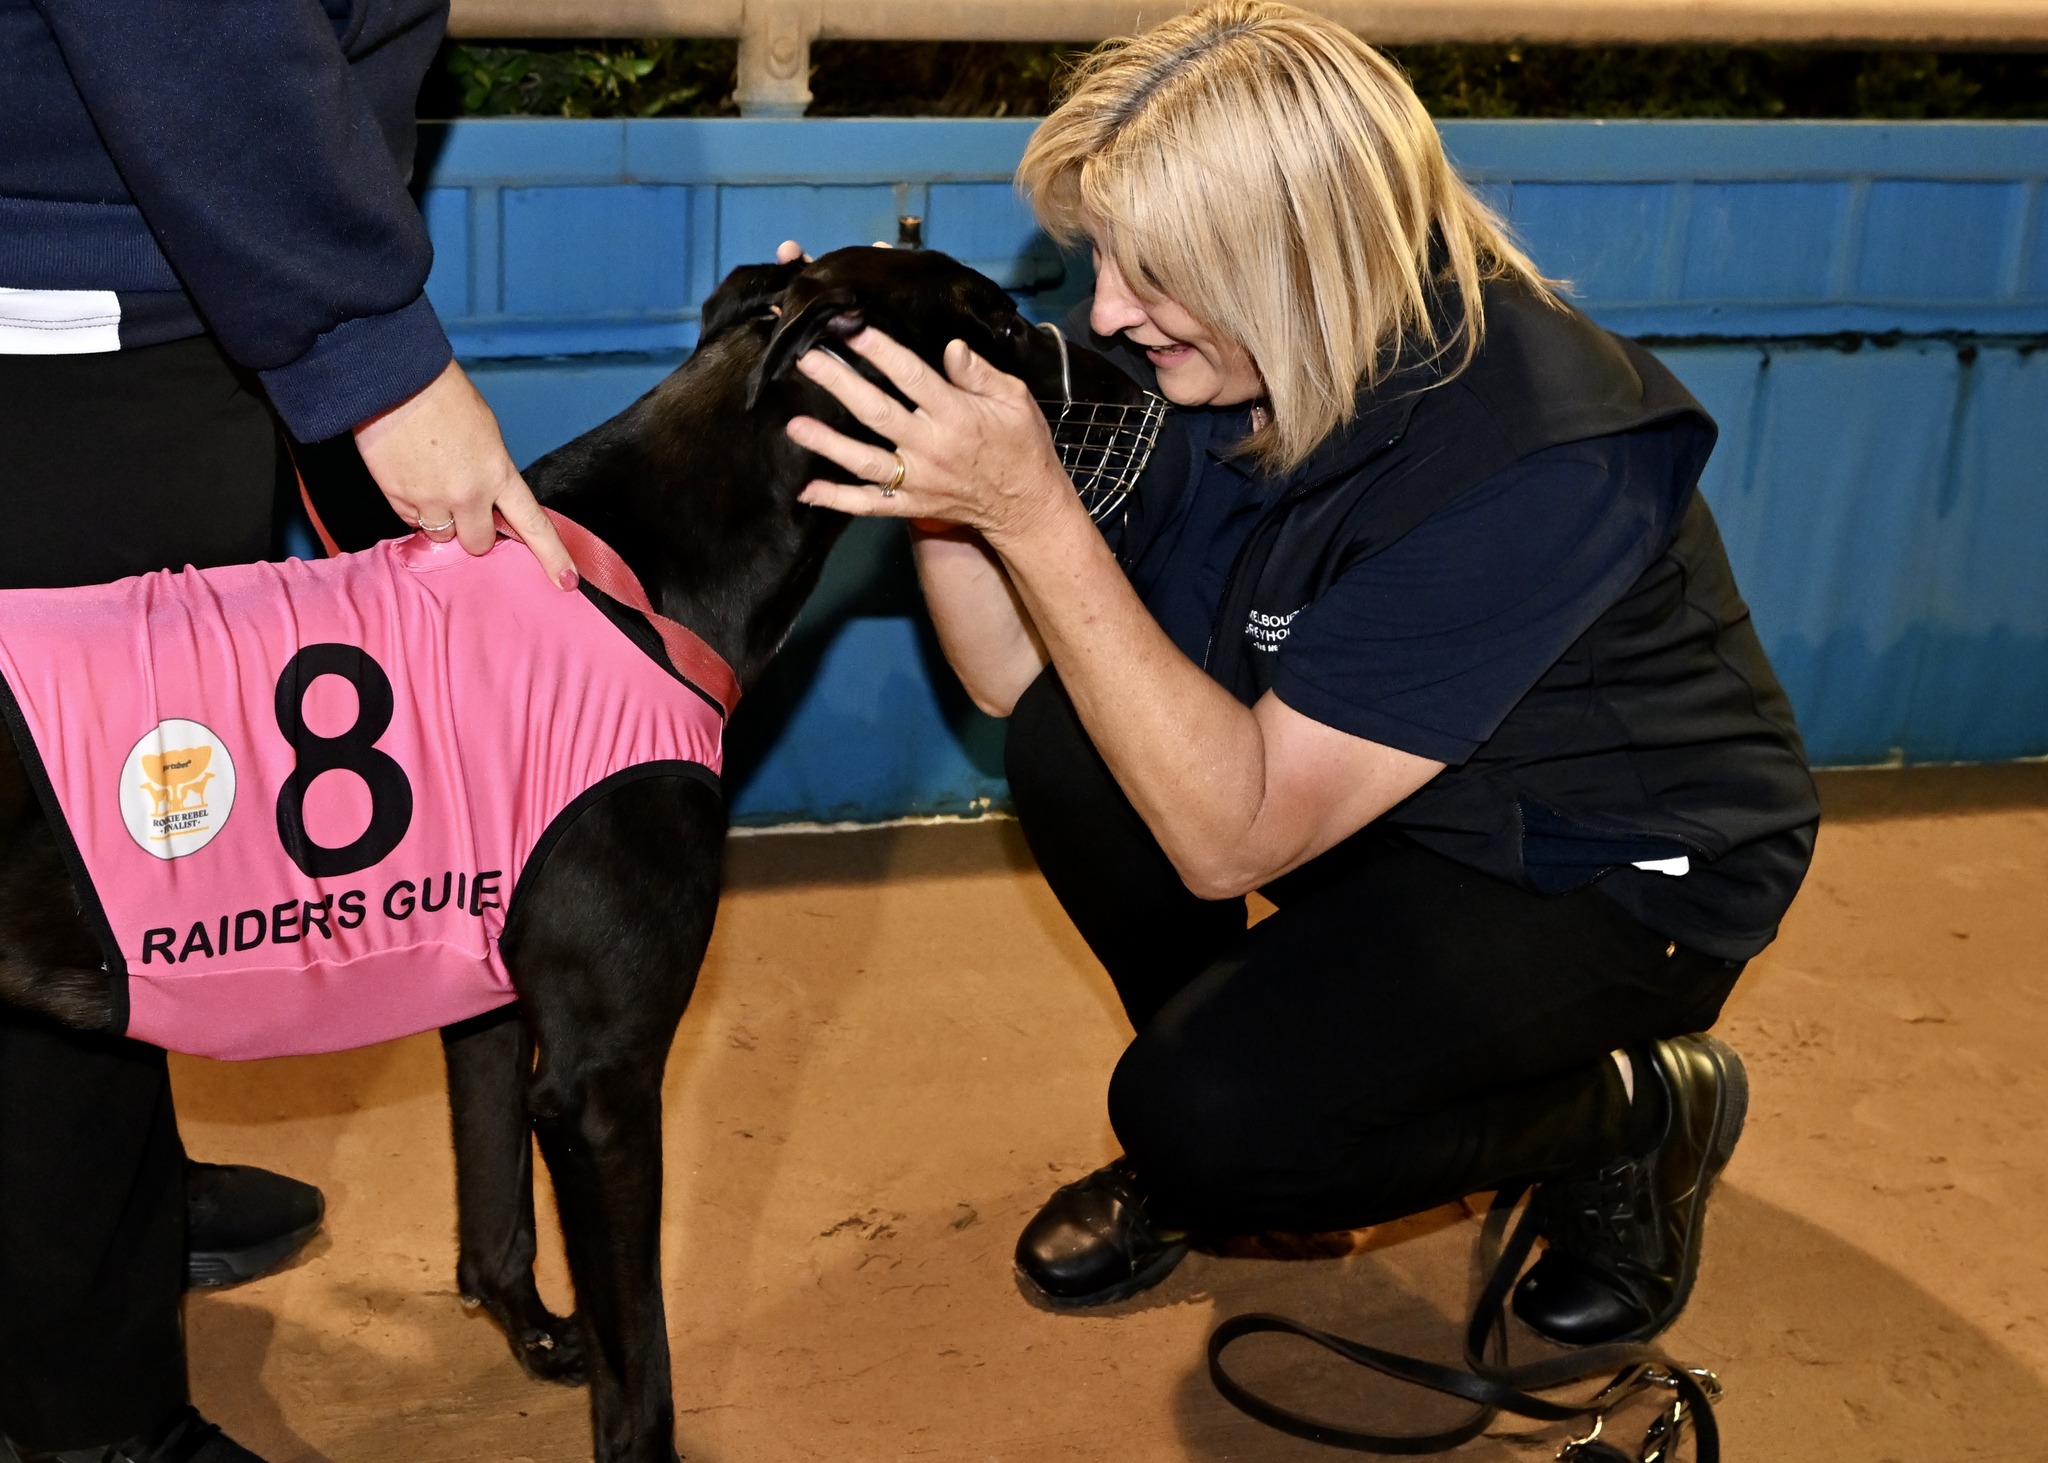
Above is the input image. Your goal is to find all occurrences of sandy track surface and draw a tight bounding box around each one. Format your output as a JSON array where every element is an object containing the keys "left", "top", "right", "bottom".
[{"left": 179, "top": 765, "right": 2048, "bottom": 1461}]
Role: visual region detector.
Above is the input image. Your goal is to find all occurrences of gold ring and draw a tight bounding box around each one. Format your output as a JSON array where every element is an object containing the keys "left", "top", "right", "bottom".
[
  {"left": 879, "top": 454, "right": 907, "bottom": 497},
  {"left": 416, "top": 516, "right": 456, "bottom": 534}
]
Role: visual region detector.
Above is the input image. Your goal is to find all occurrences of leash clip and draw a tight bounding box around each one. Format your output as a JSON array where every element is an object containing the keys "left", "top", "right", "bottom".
[
  {"left": 1557, "top": 1413, "right": 1605, "bottom": 1458},
  {"left": 1635, "top": 1367, "right": 1720, "bottom": 1463},
  {"left": 1557, "top": 1414, "right": 1632, "bottom": 1463}
]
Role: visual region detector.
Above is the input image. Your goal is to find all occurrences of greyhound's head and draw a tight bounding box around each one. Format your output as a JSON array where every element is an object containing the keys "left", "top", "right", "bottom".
[
  {"left": 528, "top": 247, "right": 1158, "bottom": 687},
  {"left": 743, "top": 248, "right": 1166, "bottom": 526},
  {"left": 739, "top": 247, "right": 1133, "bottom": 410}
]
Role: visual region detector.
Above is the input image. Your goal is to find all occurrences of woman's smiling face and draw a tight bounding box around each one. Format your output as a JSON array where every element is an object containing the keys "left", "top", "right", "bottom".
[{"left": 1088, "top": 247, "right": 1266, "bottom": 409}]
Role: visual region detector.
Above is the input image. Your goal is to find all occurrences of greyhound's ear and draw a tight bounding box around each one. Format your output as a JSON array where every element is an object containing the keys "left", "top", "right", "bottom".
[
  {"left": 700, "top": 259, "right": 803, "bottom": 346},
  {"left": 746, "top": 292, "right": 864, "bottom": 410}
]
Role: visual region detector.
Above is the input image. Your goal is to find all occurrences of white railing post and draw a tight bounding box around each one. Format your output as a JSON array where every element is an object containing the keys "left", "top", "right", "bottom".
[{"left": 735, "top": 0, "right": 821, "bottom": 116}]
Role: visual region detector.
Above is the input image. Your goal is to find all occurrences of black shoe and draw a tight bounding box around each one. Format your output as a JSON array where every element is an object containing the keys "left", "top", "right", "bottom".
[
  {"left": 1015, "top": 1158, "right": 1191, "bottom": 1308},
  {"left": 1512, "top": 1033, "right": 1749, "bottom": 1346},
  {"left": 4, "top": 1406, "right": 267, "bottom": 1462},
  {"left": 186, "top": 1162, "right": 325, "bottom": 1291}
]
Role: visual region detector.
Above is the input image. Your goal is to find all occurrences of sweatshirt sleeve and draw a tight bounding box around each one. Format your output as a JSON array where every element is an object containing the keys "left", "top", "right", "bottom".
[{"left": 29, "top": 0, "right": 453, "bottom": 441}]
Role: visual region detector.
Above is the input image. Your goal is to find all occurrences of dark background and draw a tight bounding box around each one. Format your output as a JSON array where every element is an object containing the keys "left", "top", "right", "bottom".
[{"left": 420, "top": 38, "right": 2048, "bottom": 121}]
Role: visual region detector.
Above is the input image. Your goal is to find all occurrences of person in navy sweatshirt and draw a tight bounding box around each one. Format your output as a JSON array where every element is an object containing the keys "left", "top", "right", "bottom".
[{"left": 0, "top": 3, "right": 576, "bottom": 1458}]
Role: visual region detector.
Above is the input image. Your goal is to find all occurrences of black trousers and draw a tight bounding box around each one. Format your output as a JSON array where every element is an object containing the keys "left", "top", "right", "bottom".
[
  {"left": 0, "top": 337, "right": 277, "bottom": 1450},
  {"left": 1005, "top": 669, "right": 1744, "bottom": 1235}
]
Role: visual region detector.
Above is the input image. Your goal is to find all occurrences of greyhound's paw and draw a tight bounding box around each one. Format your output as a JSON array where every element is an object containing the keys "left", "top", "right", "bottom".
[
  {"left": 513, "top": 1312, "right": 588, "bottom": 1386},
  {"left": 461, "top": 1288, "right": 589, "bottom": 1386}
]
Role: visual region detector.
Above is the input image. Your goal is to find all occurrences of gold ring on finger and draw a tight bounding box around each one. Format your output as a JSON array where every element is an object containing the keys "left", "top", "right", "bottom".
[{"left": 879, "top": 453, "right": 907, "bottom": 498}]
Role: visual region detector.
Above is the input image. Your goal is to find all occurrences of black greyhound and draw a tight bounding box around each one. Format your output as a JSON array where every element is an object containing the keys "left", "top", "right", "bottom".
[{"left": 0, "top": 247, "right": 1152, "bottom": 1461}]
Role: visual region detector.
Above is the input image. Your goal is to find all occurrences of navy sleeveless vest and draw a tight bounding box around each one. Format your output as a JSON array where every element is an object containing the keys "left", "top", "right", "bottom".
[{"left": 1078, "top": 275, "right": 1818, "bottom": 957}]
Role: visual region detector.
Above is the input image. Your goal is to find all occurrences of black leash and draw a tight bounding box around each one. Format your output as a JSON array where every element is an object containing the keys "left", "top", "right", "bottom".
[{"left": 1207, "top": 1188, "right": 1721, "bottom": 1461}]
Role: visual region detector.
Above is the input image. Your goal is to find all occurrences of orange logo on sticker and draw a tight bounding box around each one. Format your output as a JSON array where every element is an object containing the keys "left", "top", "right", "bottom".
[{"left": 121, "top": 720, "right": 236, "bottom": 858}]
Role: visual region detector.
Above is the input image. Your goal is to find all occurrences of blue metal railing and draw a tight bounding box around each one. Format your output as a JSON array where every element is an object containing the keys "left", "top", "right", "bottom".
[
  {"left": 423, "top": 120, "right": 2048, "bottom": 354},
  {"left": 417, "top": 119, "right": 2048, "bottom": 819}
]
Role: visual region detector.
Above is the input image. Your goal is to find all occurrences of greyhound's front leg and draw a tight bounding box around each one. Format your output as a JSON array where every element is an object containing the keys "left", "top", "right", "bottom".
[{"left": 441, "top": 1005, "right": 587, "bottom": 1384}]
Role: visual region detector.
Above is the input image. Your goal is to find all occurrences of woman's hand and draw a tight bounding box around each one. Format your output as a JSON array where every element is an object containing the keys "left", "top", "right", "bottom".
[
  {"left": 783, "top": 327, "right": 1077, "bottom": 550},
  {"left": 352, "top": 360, "right": 577, "bottom": 589}
]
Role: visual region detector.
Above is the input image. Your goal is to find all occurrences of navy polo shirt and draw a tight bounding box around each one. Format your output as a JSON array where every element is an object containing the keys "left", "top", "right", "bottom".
[{"left": 1137, "top": 406, "right": 1675, "bottom": 764}]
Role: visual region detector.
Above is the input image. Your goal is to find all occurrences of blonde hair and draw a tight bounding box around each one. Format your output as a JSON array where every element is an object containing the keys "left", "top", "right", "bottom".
[{"left": 1018, "top": 1, "right": 1549, "bottom": 471}]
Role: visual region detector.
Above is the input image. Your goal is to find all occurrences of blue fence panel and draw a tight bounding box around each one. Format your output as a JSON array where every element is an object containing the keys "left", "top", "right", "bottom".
[
  {"left": 924, "top": 182, "right": 1068, "bottom": 292},
  {"left": 1443, "top": 121, "right": 2048, "bottom": 337},
  {"left": 2031, "top": 198, "right": 2048, "bottom": 296},
  {"left": 1509, "top": 182, "right": 1679, "bottom": 299},
  {"left": 1679, "top": 343, "right": 1965, "bottom": 765},
  {"left": 1905, "top": 347, "right": 2048, "bottom": 762},
  {"left": 1681, "top": 183, "right": 1846, "bottom": 302},
  {"left": 716, "top": 184, "right": 901, "bottom": 266},
  {"left": 470, "top": 356, "right": 677, "bottom": 471},
  {"left": 415, "top": 118, "right": 2048, "bottom": 820},
  {"left": 500, "top": 185, "right": 693, "bottom": 317},
  {"left": 732, "top": 616, "right": 1008, "bottom": 825},
  {"left": 1857, "top": 181, "right": 2019, "bottom": 300}
]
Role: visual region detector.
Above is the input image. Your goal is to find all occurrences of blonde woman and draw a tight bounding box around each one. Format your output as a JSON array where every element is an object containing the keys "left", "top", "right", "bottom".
[{"left": 788, "top": 2, "right": 1816, "bottom": 1343}]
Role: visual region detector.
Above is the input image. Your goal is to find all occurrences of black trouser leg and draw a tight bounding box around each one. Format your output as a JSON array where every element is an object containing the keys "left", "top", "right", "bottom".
[
  {"left": 0, "top": 336, "right": 277, "bottom": 1449},
  {"left": 1006, "top": 668, "right": 1249, "bottom": 1030},
  {"left": 0, "top": 1022, "right": 189, "bottom": 1450},
  {"left": 0, "top": 337, "right": 277, "bottom": 588},
  {"left": 1006, "top": 668, "right": 1742, "bottom": 1235}
]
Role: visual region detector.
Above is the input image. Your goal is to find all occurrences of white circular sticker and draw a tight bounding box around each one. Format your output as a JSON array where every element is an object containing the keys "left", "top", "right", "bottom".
[{"left": 120, "top": 719, "right": 237, "bottom": 859}]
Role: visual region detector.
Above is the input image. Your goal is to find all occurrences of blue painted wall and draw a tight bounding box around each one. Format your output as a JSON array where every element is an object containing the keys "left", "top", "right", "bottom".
[{"left": 415, "top": 119, "right": 2048, "bottom": 820}]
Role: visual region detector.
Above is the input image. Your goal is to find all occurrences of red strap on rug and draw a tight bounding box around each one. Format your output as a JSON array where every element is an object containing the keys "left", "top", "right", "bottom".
[
  {"left": 291, "top": 467, "right": 344, "bottom": 560},
  {"left": 545, "top": 509, "right": 741, "bottom": 719}
]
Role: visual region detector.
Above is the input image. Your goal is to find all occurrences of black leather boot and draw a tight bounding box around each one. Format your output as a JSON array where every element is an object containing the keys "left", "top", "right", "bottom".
[
  {"left": 3, "top": 1407, "right": 266, "bottom": 1463},
  {"left": 185, "top": 1162, "right": 325, "bottom": 1290},
  {"left": 1512, "top": 1033, "right": 1749, "bottom": 1345},
  {"left": 1015, "top": 1157, "right": 1191, "bottom": 1307}
]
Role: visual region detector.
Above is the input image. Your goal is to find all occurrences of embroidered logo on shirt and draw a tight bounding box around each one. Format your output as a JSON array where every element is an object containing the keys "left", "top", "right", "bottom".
[
  {"left": 121, "top": 720, "right": 237, "bottom": 858},
  {"left": 1245, "top": 606, "right": 1304, "bottom": 653}
]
